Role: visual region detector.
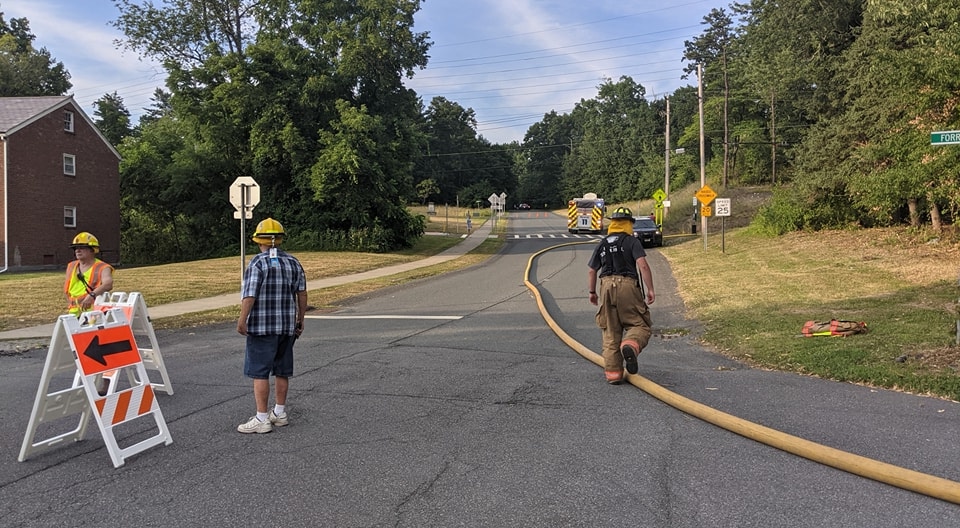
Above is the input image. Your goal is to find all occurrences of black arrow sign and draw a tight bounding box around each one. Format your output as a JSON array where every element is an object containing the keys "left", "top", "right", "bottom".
[{"left": 83, "top": 335, "right": 134, "bottom": 366}]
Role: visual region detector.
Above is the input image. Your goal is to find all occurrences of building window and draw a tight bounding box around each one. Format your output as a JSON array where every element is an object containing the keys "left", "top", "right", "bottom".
[
  {"left": 63, "top": 154, "right": 76, "bottom": 176},
  {"left": 64, "top": 206, "right": 77, "bottom": 227},
  {"left": 64, "top": 111, "right": 74, "bottom": 132}
]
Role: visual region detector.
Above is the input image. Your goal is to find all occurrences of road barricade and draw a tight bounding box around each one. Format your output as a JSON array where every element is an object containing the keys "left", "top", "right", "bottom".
[
  {"left": 95, "top": 292, "right": 173, "bottom": 395},
  {"left": 19, "top": 308, "right": 173, "bottom": 468}
]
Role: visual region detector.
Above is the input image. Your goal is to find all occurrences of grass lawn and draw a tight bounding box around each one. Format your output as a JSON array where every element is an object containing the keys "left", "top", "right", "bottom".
[{"left": 662, "top": 225, "right": 960, "bottom": 401}]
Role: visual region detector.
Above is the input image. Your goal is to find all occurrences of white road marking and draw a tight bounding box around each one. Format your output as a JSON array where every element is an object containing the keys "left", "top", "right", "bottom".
[{"left": 305, "top": 315, "right": 462, "bottom": 320}]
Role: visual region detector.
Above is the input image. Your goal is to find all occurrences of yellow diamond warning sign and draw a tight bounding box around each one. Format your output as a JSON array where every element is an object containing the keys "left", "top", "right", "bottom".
[{"left": 695, "top": 185, "right": 717, "bottom": 205}]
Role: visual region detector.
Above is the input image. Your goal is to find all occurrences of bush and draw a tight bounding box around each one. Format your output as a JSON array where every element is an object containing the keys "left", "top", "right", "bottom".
[
  {"left": 286, "top": 214, "right": 425, "bottom": 253},
  {"left": 751, "top": 188, "right": 805, "bottom": 235}
]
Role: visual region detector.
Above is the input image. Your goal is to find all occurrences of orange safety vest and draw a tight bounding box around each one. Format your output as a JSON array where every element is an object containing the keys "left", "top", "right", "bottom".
[{"left": 64, "top": 259, "right": 112, "bottom": 316}]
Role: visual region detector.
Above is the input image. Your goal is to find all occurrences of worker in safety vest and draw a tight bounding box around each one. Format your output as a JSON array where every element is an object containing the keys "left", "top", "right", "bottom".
[{"left": 64, "top": 232, "right": 114, "bottom": 317}]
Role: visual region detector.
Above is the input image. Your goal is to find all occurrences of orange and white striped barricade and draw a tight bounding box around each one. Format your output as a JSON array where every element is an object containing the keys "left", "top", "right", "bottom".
[
  {"left": 95, "top": 291, "right": 173, "bottom": 395},
  {"left": 19, "top": 309, "right": 173, "bottom": 468}
]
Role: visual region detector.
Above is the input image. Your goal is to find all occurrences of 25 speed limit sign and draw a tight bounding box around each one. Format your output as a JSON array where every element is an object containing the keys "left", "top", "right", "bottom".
[{"left": 715, "top": 198, "right": 731, "bottom": 217}]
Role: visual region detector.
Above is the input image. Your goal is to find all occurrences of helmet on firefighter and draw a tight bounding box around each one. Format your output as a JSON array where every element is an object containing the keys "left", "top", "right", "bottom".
[
  {"left": 252, "top": 218, "right": 285, "bottom": 246},
  {"left": 609, "top": 206, "right": 634, "bottom": 221},
  {"left": 70, "top": 232, "right": 100, "bottom": 253}
]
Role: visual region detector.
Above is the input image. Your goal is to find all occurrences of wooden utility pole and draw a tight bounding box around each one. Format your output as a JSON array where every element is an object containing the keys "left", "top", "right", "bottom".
[
  {"left": 664, "top": 97, "right": 670, "bottom": 219},
  {"left": 698, "top": 64, "right": 707, "bottom": 247},
  {"left": 770, "top": 90, "right": 777, "bottom": 185}
]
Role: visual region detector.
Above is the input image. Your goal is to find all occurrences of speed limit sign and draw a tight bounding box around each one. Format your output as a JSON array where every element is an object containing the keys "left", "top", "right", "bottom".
[{"left": 715, "top": 198, "right": 731, "bottom": 217}]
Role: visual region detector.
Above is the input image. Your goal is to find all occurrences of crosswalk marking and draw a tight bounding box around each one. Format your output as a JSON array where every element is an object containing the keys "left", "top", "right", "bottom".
[{"left": 506, "top": 233, "right": 602, "bottom": 240}]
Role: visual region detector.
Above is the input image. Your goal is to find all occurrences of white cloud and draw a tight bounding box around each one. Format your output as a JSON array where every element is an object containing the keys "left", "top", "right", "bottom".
[{"left": 4, "top": 0, "right": 165, "bottom": 116}]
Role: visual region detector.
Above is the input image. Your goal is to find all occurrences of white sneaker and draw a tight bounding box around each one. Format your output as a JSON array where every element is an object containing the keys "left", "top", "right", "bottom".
[
  {"left": 237, "top": 416, "right": 272, "bottom": 434},
  {"left": 269, "top": 410, "right": 289, "bottom": 427}
]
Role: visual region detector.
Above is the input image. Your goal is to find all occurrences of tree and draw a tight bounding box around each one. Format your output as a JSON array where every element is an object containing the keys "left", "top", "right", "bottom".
[
  {"left": 566, "top": 76, "right": 658, "bottom": 203},
  {"left": 138, "top": 88, "right": 172, "bottom": 128},
  {"left": 730, "top": 0, "right": 863, "bottom": 185},
  {"left": 413, "top": 96, "right": 518, "bottom": 207},
  {"left": 0, "top": 10, "right": 71, "bottom": 96},
  {"left": 93, "top": 91, "right": 132, "bottom": 146},
  {"left": 415, "top": 97, "right": 480, "bottom": 203},
  {"left": 415, "top": 178, "right": 440, "bottom": 204},
  {"left": 119, "top": 115, "right": 206, "bottom": 263},
  {"left": 521, "top": 111, "right": 577, "bottom": 208},
  {"left": 113, "top": 0, "right": 431, "bottom": 254},
  {"left": 684, "top": 8, "right": 735, "bottom": 187},
  {"left": 838, "top": 0, "right": 960, "bottom": 231}
]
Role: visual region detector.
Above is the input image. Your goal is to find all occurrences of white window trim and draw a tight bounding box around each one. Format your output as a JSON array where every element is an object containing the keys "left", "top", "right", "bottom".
[
  {"left": 64, "top": 110, "right": 74, "bottom": 132},
  {"left": 64, "top": 206, "right": 77, "bottom": 227},
  {"left": 63, "top": 153, "right": 76, "bottom": 176}
]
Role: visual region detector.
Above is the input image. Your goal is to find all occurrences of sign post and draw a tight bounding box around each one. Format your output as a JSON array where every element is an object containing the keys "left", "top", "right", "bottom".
[
  {"left": 695, "top": 184, "right": 717, "bottom": 250},
  {"left": 230, "top": 177, "right": 260, "bottom": 278},
  {"left": 651, "top": 188, "right": 666, "bottom": 226},
  {"left": 715, "top": 197, "right": 731, "bottom": 253},
  {"left": 488, "top": 193, "right": 507, "bottom": 214}
]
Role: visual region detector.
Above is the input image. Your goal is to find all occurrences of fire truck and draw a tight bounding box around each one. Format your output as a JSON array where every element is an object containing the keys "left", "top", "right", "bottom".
[{"left": 567, "top": 193, "right": 605, "bottom": 234}]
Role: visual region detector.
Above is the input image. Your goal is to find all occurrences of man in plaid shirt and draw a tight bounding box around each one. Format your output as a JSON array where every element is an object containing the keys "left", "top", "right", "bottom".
[{"left": 236, "top": 218, "right": 308, "bottom": 434}]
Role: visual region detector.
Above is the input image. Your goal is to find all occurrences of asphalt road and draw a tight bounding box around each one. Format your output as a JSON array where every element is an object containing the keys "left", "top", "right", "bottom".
[{"left": 2, "top": 211, "right": 959, "bottom": 527}]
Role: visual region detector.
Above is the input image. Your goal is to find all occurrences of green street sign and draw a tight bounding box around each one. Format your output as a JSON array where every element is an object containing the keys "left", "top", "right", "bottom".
[{"left": 931, "top": 130, "right": 960, "bottom": 146}]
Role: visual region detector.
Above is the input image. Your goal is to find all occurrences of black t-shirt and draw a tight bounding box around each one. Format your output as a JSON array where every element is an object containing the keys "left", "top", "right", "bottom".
[{"left": 588, "top": 233, "right": 646, "bottom": 278}]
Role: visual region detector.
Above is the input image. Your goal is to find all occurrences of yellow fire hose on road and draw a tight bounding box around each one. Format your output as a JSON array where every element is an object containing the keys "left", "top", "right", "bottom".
[{"left": 524, "top": 241, "right": 960, "bottom": 505}]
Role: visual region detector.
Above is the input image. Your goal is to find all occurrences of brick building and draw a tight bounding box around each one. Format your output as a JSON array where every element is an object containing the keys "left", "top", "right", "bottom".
[{"left": 0, "top": 96, "right": 121, "bottom": 271}]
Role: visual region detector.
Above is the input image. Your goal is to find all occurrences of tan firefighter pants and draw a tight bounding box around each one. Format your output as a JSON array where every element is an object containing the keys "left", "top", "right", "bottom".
[{"left": 595, "top": 274, "right": 653, "bottom": 374}]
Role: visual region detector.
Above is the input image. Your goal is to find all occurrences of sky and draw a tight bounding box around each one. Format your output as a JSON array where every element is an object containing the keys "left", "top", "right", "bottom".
[{"left": 2, "top": 0, "right": 730, "bottom": 144}]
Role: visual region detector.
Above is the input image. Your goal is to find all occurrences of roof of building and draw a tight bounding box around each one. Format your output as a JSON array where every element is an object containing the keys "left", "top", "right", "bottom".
[
  {"left": 0, "top": 95, "right": 73, "bottom": 134},
  {"left": 0, "top": 95, "right": 120, "bottom": 160}
]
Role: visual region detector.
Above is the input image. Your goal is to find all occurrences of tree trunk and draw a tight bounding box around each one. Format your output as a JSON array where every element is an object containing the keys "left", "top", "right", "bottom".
[
  {"left": 907, "top": 197, "right": 919, "bottom": 227},
  {"left": 730, "top": 134, "right": 740, "bottom": 182},
  {"left": 928, "top": 193, "right": 943, "bottom": 232},
  {"left": 722, "top": 49, "right": 729, "bottom": 189}
]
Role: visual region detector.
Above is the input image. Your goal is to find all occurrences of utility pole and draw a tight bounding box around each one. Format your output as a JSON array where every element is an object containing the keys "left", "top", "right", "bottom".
[
  {"left": 698, "top": 64, "right": 707, "bottom": 248},
  {"left": 770, "top": 90, "right": 777, "bottom": 185},
  {"left": 664, "top": 97, "right": 670, "bottom": 219}
]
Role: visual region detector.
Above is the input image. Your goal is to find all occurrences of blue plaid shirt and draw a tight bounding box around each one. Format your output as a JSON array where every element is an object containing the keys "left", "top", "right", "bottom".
[{"left": 241, "top": 248, "right": 307, "bottom": 335}]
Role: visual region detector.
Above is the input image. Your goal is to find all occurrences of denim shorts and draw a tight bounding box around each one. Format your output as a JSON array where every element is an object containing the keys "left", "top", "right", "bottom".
[{"left": 244, "top": 334, "right": 295, "bottom": 379}]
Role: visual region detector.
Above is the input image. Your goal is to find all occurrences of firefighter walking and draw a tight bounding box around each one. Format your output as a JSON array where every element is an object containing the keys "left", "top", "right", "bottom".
[{"left": 586, "top": 207, "right": 656, "bottom": 384}]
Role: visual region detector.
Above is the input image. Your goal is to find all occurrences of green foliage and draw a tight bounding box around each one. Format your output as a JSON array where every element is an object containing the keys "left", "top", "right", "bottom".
[
  {"left": 119, "top": 204, "right": 187, "bottom": 266},
  {"left": 413, "top": 97, "right": 518, "bottom": 206},
  {"left": 287, "top": 213, "right": 425, "bottom": 252},
  {"left": 750, "top": 187, "right": 806, "bottom": 235},
  {"left": 93, "top": 92, "right": 132, "bottom": 146},
  {"left": 102, "top": 0, "right": 960, "bottom": 265},
  {"left": 521, "top": 111, "right": 575, "bottom": 208},
  {"left": 0, "top": 12, "right": 71, "bottom": 96},
  {"left": 416, "top": 178, "right": 440, "bottom": 204},
  {"left": 112, "top": 0, "right": 431, "bottom": 263},
  {"left": 560, "top": 76, "right": 663, "bottom": 204}
]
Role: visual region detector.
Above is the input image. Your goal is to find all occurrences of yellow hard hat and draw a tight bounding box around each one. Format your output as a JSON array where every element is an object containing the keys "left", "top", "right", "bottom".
[
  {"left": 70, "top": 232, "right": 100, "bottom": 253},
  {"left": 252, "top": 218, "right": 285, "bottom": 246}
]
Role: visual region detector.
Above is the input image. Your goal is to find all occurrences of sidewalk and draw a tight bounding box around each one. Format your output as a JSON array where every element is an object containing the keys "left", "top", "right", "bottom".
[{"left": 0, "top": 219, "right": 496, "bottom": 343}]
